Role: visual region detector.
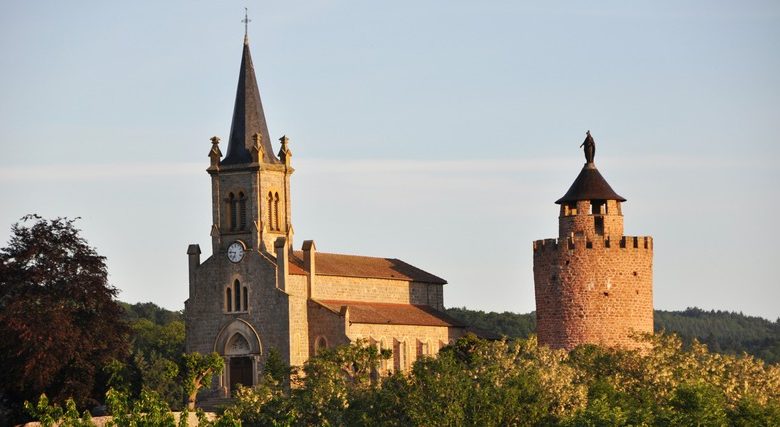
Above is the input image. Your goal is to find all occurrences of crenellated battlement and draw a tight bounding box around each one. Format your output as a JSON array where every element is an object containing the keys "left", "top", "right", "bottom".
[{"left": 533, "top": 235, "right": 653, "bottom": 254}]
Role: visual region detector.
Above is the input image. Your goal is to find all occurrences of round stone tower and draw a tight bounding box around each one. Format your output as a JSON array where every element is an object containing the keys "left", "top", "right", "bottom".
[{"left": 533, "top": 132, "right": 653, "bottom": 350}]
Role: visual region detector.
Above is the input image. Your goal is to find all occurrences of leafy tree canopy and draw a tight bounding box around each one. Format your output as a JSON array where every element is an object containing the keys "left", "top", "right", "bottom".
[
  {"left": 227, "top": 334, "right": 780, "bottom": 426},
  {"left": 0, "top": 215, "right": 130, "bottom": 423}
]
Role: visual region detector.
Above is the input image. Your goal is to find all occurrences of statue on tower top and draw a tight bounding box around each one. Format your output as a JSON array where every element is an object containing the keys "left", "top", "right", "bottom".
[{"left": 580, "top": 130, "right": 595, "bottom": 164}]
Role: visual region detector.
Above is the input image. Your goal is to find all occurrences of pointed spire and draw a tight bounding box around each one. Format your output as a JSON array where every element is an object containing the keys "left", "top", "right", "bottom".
[{"left": 221, "top": 24, "right": 278, "bottom": 165}]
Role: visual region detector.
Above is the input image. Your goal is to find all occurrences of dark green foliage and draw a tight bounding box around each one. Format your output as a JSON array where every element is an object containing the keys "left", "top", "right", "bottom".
[
  {"left": 405, "top": 336, "right": 551, "bottom": 426},
  {"left": 263, "top": 348, "right": 292, "bottom": 385},
  {"left": 447, "top": 306, "right": 780, "bottom": 363},
  {"left": 655, "top": 307, "right": 780, "bottom": 363},
  {"left": 658, "top": 382, "right": 729, "bottom": 426},
  {"left": 120, "top": 301, "right": 183, "bottom": 326},
  {"left": 111, "top": 301, "right": 186, "bottom": 409},
  {"left": 446, "top": 306, "right": 536, "bottom": 338},
  {"left": 729, "top": 397, "right": 780, "bottom": 427}
]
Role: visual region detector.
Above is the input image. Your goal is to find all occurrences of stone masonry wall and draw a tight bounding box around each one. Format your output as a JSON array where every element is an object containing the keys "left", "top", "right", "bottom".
[
  {"left": 258, "top": 168, "right": 290, "bottom": 252},
  {"left": 559, "top": 200, "right": 624, "bottom": 238},
  {"left": 215, "top": 170, "right": 257, "bottom": 252},
  {"left": 533, "top": 235, "right": 653, "bottom": 350},
  {"left": 312, "top": 276, "right": 442, "bottom": 307},
  {"left": 307, "top": 302, "right": 350, "bottom": 356},
  {"left": 348, "top": 323, "right": 464, "bottom": 373},
  {"left": 285, "top": 275, "right": 310, "bottom": 366},
  {"left": 185, "top": 251, "right": 292, "bottom": 392}
]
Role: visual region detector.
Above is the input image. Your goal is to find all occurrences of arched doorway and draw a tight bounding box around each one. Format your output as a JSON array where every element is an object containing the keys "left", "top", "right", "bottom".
[
  {"left": 226, "top": 333, "right": 253, "bottom": 390},
  {"left": 213, "top": 319, "right": 262, "bottom": 395}
]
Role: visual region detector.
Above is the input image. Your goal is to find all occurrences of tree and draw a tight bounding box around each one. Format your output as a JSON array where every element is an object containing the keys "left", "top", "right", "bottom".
[
  {"left": 182, "top": 352, "right": 224, "bottom": 410},
  {"left": 0, "top": 215, "right": 129, "bottom": 423}
]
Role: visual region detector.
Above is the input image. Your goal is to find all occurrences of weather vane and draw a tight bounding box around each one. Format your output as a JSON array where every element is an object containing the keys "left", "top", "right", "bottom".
[{"left": 242, "top": 7, "right": 251, "bottom": 41}]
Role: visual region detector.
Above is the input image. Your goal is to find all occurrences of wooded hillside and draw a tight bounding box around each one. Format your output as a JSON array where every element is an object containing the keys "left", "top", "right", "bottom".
[{"left": 446, "top": 307, "right": 780, "bottom": 364}]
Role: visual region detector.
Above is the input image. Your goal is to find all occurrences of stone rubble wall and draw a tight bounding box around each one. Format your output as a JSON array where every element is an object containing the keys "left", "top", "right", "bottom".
[{"left": 533, "top": 235, "right": 653, "bottom": 350}]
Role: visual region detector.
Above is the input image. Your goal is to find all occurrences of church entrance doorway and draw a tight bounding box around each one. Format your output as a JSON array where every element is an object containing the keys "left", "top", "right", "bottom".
[
  {"left": 229, "top": 357, "right": 253, "bottom": 391},
  {"left": 215, "top": 321, "right": 262, "bottom": 396}
]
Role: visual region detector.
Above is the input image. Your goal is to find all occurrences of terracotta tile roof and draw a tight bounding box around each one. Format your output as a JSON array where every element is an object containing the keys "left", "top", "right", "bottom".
[
  {"left": 286, "top": 256, "right": 307, "bottom": 275},
  {"left": 288, "top": 251, "right": 446, "bottom": 284},
  {"left": 314, "top": 300, "right": 465, "bottom": 328}
]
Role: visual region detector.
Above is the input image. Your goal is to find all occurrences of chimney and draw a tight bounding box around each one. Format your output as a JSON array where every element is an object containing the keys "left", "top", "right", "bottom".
[
  {"left": 275, "top": 237, "right": 289, "bottom": 292},
  {"left": 302, "top": 240, "right": 316, "bottom": 298},
  {"left": 187, "top": 244, "right": 201, "bottom": 296}
]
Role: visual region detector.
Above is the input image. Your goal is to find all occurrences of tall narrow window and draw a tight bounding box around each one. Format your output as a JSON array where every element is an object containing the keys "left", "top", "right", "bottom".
[
  {"left": 267, "top": 192, "right": 273, "bottom": 230},
  {"left": 595, "top": 216, "right": 605, "bottom": 236},
  {"left": 234, "top": 280, "right": 240, "bottom": 312},
  {"left": 228, "top": 193, "right": 236, "bottom": 231},
  {"left": 226, "top": 288, "right": 232, "bottom": 312},
  {"left": 242, "top": 286, "right": 248, "bottom": 311},
  {"left": 315, "top": 336, "right": 328, "bottom": 355},
  {"left": 418, "top": 340, "right": 429, "bottom": 357},
  {"left": 273, "top": 192, "right": 280, "bottom": 231},
  {"left": 395, "top": 340, "right": 406, "bottom": 372},
  {"left": 379, "top": 340, "right": 387, "bottom": 372},
  {"left": 238, "top": 192, "right": 247, "bottom": 231}
]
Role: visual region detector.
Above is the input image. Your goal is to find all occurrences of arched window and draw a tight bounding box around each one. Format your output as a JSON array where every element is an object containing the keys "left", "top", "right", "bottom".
[
  {"left": 267, "top": 192, "right": 273, "bottom": 230},
  {"left": 226, "top": 288, "right": 232, "bottom": 312},
  {"left": 238, "top": 192, "right": 247, "bottom": 231},
  {"left": 228, "top": 193, "right": 236, "bottom": 231},
  {"left": 273, "top": 192, "right": 280, "bottom": 231},
  {"left": 379, "top": 339, "right": 388, "bottom": 372},
  {"left": 315, "top": 336, "right": 328, "bottom": 355},
  {"left": 233, "top": 280, "right": 241, "bottom": 312},
  {"left": 394, "top": 339, "right": 406, "bottom": 372},
  {"left": 242, "top": 286, "right": 248, "bottom": 311},
  {"left": 418, "top": 339, "right": 430, "bottom": 357}
]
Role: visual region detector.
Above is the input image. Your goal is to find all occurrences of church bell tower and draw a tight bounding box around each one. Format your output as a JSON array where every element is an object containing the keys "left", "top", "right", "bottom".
[{"left": 207, "top": 35, "right": 294, "bottom": 256}]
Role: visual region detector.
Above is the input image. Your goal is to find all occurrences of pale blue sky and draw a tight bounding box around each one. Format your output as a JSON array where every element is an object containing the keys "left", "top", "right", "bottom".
[{"left": 1, "top": 1, "right": 778, "bottom": 319}]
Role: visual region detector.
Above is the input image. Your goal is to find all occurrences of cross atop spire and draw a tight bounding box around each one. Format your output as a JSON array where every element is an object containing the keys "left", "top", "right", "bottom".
[{"left": 242, "top": 7, "right": 251, "bottom": 45}]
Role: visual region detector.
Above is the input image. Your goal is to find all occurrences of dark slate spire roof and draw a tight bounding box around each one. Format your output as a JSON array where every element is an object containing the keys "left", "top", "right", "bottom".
[
  {"left": 555, "top": 163, "right": 626, "bottom": 204},
  {"left": 221, "top": 39, "right": 279, "bottom": 165}
]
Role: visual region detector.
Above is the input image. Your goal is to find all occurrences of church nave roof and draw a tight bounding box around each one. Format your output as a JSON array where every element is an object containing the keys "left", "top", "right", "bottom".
[
  {"left": 313, "top": 300, "right": 465, "bottom": 327},
  {"left": 289, "top": 251, "right": 447, "bottom": 284}
]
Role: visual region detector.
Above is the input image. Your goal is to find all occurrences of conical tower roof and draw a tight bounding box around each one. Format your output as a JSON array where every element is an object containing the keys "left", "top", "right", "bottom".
[
  {"left": 555, "top": 132, "right": 626, "bottom": 204},
  {"left": 222, "top": 38, "right": 279, "bottom": 165},
  {"left": 555, "top": 164, "right": 626, "bottom": 204}
]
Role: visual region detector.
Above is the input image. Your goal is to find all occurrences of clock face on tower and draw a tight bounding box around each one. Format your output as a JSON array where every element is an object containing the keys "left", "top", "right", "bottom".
[{"left": 227, "top": 241, "right": 246, "bottom": 263}]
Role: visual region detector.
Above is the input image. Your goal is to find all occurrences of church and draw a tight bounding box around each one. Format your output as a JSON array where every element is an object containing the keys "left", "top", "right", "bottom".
[{"left": 184, "top": 35, "right": 468, "bottom": 394}]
